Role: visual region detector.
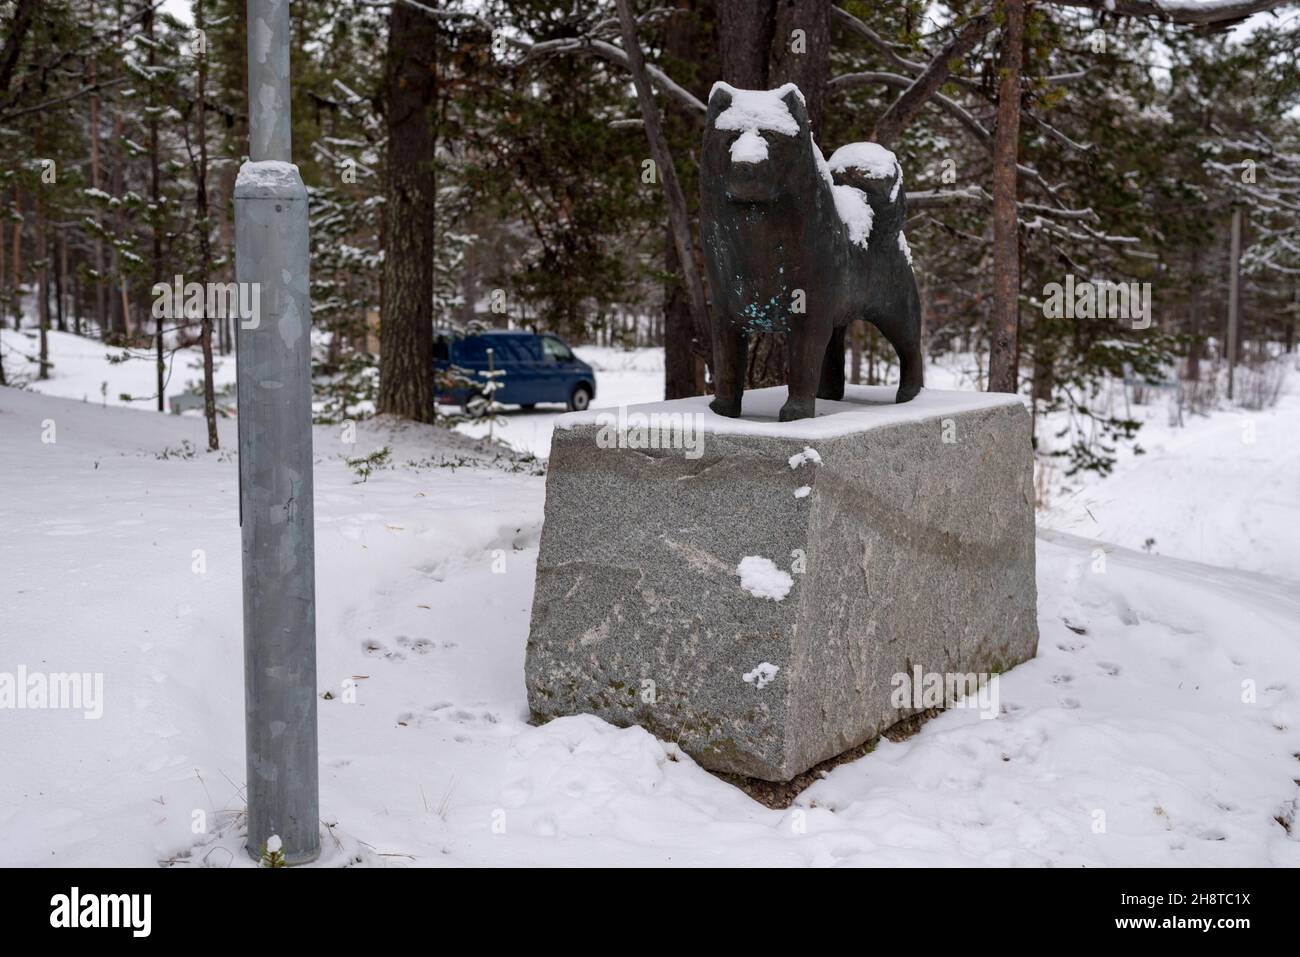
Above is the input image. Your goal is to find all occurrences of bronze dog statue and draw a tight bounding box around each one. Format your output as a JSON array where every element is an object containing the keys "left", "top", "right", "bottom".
[{"left": 700, "top": 83, "right": 924, "bottom": 421}]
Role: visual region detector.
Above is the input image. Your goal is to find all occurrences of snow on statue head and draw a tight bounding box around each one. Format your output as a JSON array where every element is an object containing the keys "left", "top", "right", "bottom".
[{"left": 701, "top": 83, "right": 924, "bottom": 421}]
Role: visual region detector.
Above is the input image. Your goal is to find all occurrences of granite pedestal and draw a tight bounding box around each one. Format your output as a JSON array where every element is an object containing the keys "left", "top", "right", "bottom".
[{"left": 525, "top": 385, "right": 1039, "bottom": 781}]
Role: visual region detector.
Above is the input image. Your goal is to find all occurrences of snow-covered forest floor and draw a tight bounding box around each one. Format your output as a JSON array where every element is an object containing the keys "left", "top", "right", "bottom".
[{"left": 2, "top": 329, "right": 1298, "bottom": 866}]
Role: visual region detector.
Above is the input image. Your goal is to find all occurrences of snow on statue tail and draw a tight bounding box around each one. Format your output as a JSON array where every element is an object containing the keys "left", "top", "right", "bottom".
[{"left": 699, "top": 82, "right": 924, "bottom": 421}]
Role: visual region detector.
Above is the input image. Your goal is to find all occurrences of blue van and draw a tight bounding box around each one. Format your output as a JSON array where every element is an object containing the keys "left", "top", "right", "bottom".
[{"left": 434, "top": 329, "right": 596, "bottom": 412}]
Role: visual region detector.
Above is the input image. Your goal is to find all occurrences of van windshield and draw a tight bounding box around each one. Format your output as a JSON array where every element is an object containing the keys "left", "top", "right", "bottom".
[{"left": 542, "top": 336, "right": 574, "bottom": 362}]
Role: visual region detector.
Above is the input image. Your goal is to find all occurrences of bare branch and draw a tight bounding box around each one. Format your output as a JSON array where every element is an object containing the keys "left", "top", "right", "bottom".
[
  {"left": 0, "top": 76, "right": 128, "bottom": 124},
  {"left": 871, "top": 12, "right": 994, "bottom": 146},
  {"left": 908, "top": 186, "right": 992, "bottom": 208},
  {"left": 525, "top": 37, "right": 706, "bottom": 115},
  {"left": 1043, "top": 0, "right": 1292, "bottom": 27},
  {"left": 830, "top": 71, "right": 993, "bottom": 145}
]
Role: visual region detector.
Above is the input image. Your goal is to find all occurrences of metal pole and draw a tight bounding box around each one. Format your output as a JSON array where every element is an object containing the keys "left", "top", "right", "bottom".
[
  {"left": 1227, "top": 207, "right": 1241, "bottom": 401},
  {"left": 234, "top": 0, "right": 319, "bottom": 864}
]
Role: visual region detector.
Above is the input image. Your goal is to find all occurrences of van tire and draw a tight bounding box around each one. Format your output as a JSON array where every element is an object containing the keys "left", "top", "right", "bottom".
[{"left": 567, "top": 384, "right": 592, "bottom": 412}]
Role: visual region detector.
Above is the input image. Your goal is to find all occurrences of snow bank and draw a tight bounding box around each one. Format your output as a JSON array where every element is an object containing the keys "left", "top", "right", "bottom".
[
  {"left": 4, "top": 373, "right": 1300, "bottom": 867},
  {"left": 7, "top": 339, "right": 1300, "bottom": 868}
]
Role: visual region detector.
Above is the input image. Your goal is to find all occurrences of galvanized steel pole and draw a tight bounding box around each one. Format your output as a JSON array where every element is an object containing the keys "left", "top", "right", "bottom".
[{"left": 235, "top": 0, "right": 320, "bottom": 864}]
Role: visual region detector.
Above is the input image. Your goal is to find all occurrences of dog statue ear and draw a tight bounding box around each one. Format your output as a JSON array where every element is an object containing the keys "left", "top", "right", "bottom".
[
  {"left": 780, "top": 86, "right": 809, "bottom": 129},
  {"left": 707, "top": 83, "right": 734, "bottom": 122}
]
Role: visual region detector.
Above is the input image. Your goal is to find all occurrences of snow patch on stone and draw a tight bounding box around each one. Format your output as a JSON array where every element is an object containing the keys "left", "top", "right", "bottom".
[
  {"left": 742, "top": 662, "right": 781, "bottom": 690},
  {"left": 788, "top": 447, "right": 822, "bottom": 469},
  {"left": 736, "top": 556, "right": 793, "bottom": 601}
]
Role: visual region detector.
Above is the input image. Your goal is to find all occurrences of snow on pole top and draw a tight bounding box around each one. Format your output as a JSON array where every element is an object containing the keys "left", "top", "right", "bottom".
[
  {"left": 710, "top": 82, "right": 804, "bottom": 136},
  {"left": 235, "top": 159, "right": 302, "bottom": 189}
]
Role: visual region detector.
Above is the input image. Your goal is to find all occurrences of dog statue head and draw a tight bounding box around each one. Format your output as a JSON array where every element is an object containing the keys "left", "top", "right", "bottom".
[{"left": 703, "top": 83, "right": 813, "bottom": 205}]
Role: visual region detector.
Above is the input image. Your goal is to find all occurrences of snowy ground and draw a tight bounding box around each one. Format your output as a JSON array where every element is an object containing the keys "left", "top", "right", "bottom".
[
  {"left": 0, "top": 327, "right": 238, "bottom": 410},
  {"left": 1, "top": 334, "right": 1297, "bottom": 866},
  {"left": 1036, "top": 382, "right": 1300, "bottom": 583}
]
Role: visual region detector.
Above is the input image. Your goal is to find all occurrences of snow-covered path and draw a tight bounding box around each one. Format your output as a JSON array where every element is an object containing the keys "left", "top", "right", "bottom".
[
  {"left": 1039, "top": 387, "right": 1300, "bottom": 582},
  {"left": 2, "top": 380, "right": 1297, "bottom": 867}
]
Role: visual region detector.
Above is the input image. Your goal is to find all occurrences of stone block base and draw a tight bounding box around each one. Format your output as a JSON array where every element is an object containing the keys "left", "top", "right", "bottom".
[{"left": 525, "top": 385, "right": 1039, "bottom": 781}]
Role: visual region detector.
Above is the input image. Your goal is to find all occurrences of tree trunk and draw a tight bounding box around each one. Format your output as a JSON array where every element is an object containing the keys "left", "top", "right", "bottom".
[
  {"left": 71, "top": 251, "right": 81, "bottom": 337},
  {"left": 768, "top": 0, "right": 830, "bottom": 131},
  {"left": 377, "top": 1, "right": 437, "bottom": 422},
  {"left": 10, "top": 188, "right": 21, "bottom": 330},
  {"left": 87, "top": 1, "right": 106, "bottom": 335},
  {"left": 196, "top": 0, "right": 218, "bottom": 449},
  {"left": 55, "top": 228, "right": 66, "bottom": 332},
  {"left": 1185, "top": 246, "right": 1203, "bottom": 380},
  {"left": 90, "top": 33, "right": 107, "bottom": 338},
  {"left": 147, "top": 8, "right": 164, "bottom": 409},
  {"left": 987, "top": 0, "right": 1024, "bottom": 395},
  {"left": 662, "top": 0, "right": 716, "bottom": 400},
  {"left": 617, "top": 0, "right": 712, "bottom": 406},
  {"left": 718, "top": 0, "right": 829, "bottom": 389},
  {"left": 1287, "top": 285, "right": 1296, "bottom": 354},
  {"left": 0, "top": 0, "right": 36, "bottom": 97},
  {"left": 36, "top": 168, "right": 49, "bottom": 379},
  {"left": 663, "top": 235, "right": 699, "bottom": 398}
]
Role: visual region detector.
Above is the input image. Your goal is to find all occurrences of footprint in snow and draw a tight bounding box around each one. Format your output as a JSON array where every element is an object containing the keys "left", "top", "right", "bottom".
[
  {"left": 360, "top": 638, "right": 405, "bottom": 661},
  {"left": 396, "top": 635, "right": 435, "bottom": 655}
]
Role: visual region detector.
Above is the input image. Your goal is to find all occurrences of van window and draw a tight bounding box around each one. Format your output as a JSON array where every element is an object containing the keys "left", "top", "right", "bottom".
[
  {"left": 433, "top": 336, "right": 450, "bottom": 361},
  {"left": 541, "top": 336, "right": 574, "bottom": 362},
  {"left": 495, "top": 337, "right": 536, "bottom": 363},
  {"left": 455, "top": 336, "right": 487, "bottom": 362},
  {"left": 508, "top": 336, "right": 542, "bottom": 361}
]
